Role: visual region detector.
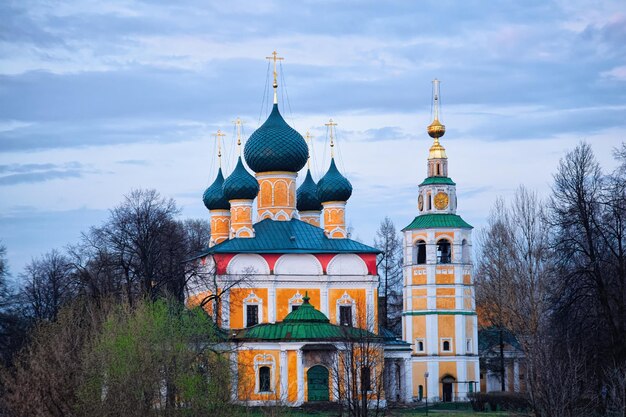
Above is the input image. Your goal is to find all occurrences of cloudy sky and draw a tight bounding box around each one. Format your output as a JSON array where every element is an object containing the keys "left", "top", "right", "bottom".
[{"left": 1, "top": 0, "right": 625, "bottom": 276}]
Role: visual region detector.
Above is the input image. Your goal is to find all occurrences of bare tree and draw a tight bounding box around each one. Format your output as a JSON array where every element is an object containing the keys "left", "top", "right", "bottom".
[
  {"left": 373, "top": 217, "right": 402, "bottom": 334},
  {"left": 20, "top": 249, "right": 75, "bottom": 321},
  {"left": 331, "top": 300, "right": 385, "bottom": 417}
]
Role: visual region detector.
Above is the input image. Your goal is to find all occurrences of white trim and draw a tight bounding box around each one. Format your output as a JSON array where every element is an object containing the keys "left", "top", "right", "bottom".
[
  {"left": 296, "top": 350, "right": 304, "bottom": 405},
  {"left": 243, "top": 292, "right": 263, "bottom": 327},
  {"left": 254, "top": 354, "right": 276, "bottom": 394},
  {"left": 415, "top": 338, "right": 425, "bottom": 353},
  {"left": 288, "top": 291, "right": 304, "bottom": 311},
  {"left": 336, "top": 291, "right": 356, "bottom": 326}
]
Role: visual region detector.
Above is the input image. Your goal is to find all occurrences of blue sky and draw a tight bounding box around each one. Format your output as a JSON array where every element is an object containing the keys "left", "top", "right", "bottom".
[{"left": 1, "top": 0, "right": 625, "bottom": 277}]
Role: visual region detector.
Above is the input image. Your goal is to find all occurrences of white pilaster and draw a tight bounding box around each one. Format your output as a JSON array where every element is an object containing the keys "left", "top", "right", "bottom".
[
  {"left": 456, "top": 360, "right": 467, "bottom": 398},
  {"left": 221, "top": 290, "right": 230, "bottom": 328},
  {"left": 268, "top": 286, "right": 276, "bottom": 323},
  {"left": 426, "top": 314, "right": 438, "bottom": 355},
  {"left": 513, "top": 360, "right": 520, "bottom": 393},
  {"left": 296, "top": 350, "right": 304, "bottom": 405},
  {"left": 427, "top": 361, "right": 439, "bottom": 401},
  {"left": 403, "top": 358, "right": 413, "bottom": 403},
  {"left": 280, "top": 350, "right": 288, "bottom": 402},
  {"left": 321, "top": 287, "right": 329, "bottom": 316},
  {"left": 230, "top": 351, "right": 239, "bottom": 401},
  {"left": 366, "top": 287, "right": 374, "bottom": 331}
]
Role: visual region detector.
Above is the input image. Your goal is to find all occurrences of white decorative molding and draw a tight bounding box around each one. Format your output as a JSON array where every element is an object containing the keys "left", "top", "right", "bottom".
[
  {"left": 274, "top": 254, "right": 323, "bottom": 276},
  {"left": 227, "top": 254, "right": 270, "bottom": 275},
  {"left": 234, "top": 226, "right": 255, "bottom": 238},
  {"left": 253, "top": 354, "right": 275, "bottom": 394},
  {"left": 336, "top": 291, "right": 356, "bottom": 326},
  {"left": 243, "top": 292, "right": 264, "bottom": 327},
  {"left": 327, "top": 254, "right": 368, "bottom": 276},
  {"left": 288, "top": 291, "right": 304, "bottom": 311}
]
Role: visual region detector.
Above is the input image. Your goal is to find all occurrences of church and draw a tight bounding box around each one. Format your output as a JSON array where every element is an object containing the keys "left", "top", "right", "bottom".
[{"left": 187, "top": 52, "right": 479, "bottom": 406}]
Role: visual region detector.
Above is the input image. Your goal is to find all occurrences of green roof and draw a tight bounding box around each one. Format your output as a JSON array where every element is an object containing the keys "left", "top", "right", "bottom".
[
  {"left": 419, "top": 176, "right": 456, "bottom": 186},
  {"left": 234, "top": 296, "right": 379, "bottom": 341},
  {"left": 403, "top": 213, "right": 473, "bottom": 231},
  {"left": 197, "top": 218, "right": 380, "bottom": 255}
]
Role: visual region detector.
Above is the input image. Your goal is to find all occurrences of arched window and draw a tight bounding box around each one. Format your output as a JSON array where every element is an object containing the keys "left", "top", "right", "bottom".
[
  {"left": 414, "top": 240, "right": 426, "bottom": 264},
  {"left": 418, "top": 385, "right": 424, "bottom": 401},
  {"left": 461, "top": 239, "right": 469, "bottom": 264},
  {"left": 437, "top": 239, "right": 451, "bottom": 264},
  {"left": 442, "top": 340, "right": 451, "bottom": 351},
  {"left": 426, "top": 193, "right": 432, "bottom": 210},
  {"left": 259, "top": 366, "right": 271, "bottom": 392}
]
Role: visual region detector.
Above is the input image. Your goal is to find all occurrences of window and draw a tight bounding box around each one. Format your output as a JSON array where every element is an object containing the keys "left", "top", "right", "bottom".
[
  {"left": 291, "top": 305, "right": 300, "bottom": 312},
  {"left": 246, "top": 305, "right": 259, "bottom": 327},
  {"left": 259, "top": 366, "right": 271, "bottom": 392},
  {"left": 418, "top": 385, "right": 424, "bottom": 401},
  {"left": 340, "top": 305, "right": 352, "bottom": 326},
  {"left": 361, "top": 367, "right": 371, "bottom": 391},
  {"left": 466, "top": 338, "right": 472, "bottom": 353},
  {"left": 461, "top": 239, "right": 470, "bottom": 264},
  {"left": 416, "top": 338, "right": 425, "bottom": 353},
  {"left": 437, "top": 239, "right": 451, "bottom": 264},
  {"left": 442, "top": 339, "right": 451, "bottom": 352},
  {"left": 427, "top": 193, "right": 432, "bottom": 210},
  {"left": 415, "top": 240, "right": 426, "bottom": 264}
]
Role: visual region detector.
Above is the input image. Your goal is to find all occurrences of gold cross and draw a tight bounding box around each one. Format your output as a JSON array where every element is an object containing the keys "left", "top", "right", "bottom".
[
  {"left": 265, "top": 50, "right": 284, "bottom": 88},
  {"left": 212, "top": 129, "right": 226, "bottom": 166},
  {"left": 232, "top": 117, "right": 245, "bottom": 153},
  {"left": 325, "top": 119, "right": 338, "bottom": 157}
]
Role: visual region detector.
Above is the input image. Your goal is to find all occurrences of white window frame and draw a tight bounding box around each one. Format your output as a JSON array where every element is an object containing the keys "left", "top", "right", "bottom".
[
  {"left": 415, "top": 338, "right": 425, "bottom": 353},
  {"left": 288, "top": 291, "right": 304, "bottom": 312},
  {"left": 254, "top": 354, "right": 275, "bottom": 394},
  {"left": 440, "top": 337, "right": 453, "bottom": 352},
  {"left": 243, "top": 292, "right": 263, "bottom": 328},
  {"left": 336, "top": 291, "right": 356, "bottom": 326}
]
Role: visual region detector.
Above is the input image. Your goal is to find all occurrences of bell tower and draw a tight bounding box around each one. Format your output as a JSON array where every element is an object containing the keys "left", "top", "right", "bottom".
[{"left": 401, "top": 79, "right": 480, "bottom": 402}]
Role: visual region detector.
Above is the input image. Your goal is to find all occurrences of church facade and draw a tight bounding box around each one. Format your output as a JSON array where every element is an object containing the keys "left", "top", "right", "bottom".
[{"left": 187, "top": 56, "right": 479, "bottom": 406}]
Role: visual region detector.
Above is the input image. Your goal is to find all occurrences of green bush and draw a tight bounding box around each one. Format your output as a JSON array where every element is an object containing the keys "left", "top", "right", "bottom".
[{"left": 468, "top": 392, "right": 530, "bottom": 412}]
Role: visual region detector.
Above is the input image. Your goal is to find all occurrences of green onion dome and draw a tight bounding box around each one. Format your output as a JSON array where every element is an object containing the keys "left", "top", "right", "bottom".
[
  {"left": 317, "top": 158, "right": 352, "bottom": 203},
  {"left": 283, "top": 294, "right": 329, "bottom": 323},
  {"left": 202, "top": 168, "right": 230, "bottom": 210},
  {"left": 296, "top": 169, "right": 322, "bottom": 211},
  {"left": 223, "top": 157, "right": 259, "bottom": 201},
  {"left": 243, "top": 104, "right": 308, "bottom": 173}
]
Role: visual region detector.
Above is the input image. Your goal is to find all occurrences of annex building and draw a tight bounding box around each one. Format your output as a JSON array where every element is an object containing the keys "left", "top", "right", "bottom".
[{"left": 188, "top": 52, "right": 479, "bottom": 406}]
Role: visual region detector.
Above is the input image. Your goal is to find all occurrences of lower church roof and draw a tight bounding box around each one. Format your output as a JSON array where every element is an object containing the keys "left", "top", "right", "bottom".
[{"left": 197, "top": 218, "right": 380, "bottom": 255}]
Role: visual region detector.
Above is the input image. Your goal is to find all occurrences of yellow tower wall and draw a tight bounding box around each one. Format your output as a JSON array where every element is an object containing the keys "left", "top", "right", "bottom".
[
  {"left": 209, "top": 209, "right": 230, "bottom": 246},
  {"left": 256, "top": 172, "right": 297, "bottom": 220}
]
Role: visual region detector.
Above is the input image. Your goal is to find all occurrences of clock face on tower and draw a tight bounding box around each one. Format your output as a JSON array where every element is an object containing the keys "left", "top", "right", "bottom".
[
  {"left": 418, "top": 195, "right": 424, "bottom": 211},
  {"left": 434, "top": 192, "right": 449, "bottom": 210}
]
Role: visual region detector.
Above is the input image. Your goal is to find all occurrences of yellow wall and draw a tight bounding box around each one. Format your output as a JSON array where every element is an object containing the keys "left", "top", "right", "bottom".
[
  {"left": 230, "top": 288, "right": 268, "bottom": 329},
  {"left": 439, "top": 361, "right": 457, "bottom": 398},
  {"left": 438, "top": 315, "right": 456, "bottom": 355},
  {"left": 287, "top": 351, "right": 297, "bottom": 403},
  {"left": 412, "top": 288, "right": 427, "bottom": 310},
  {"left": 275, "top": 289, "right": 321, "bottom": 321},
  {"left": 412, "top": 362, "right": 428, "bottom": 397},
  {"left": 412, "top": 266, "right": 427, "bottom": 285},
  {"left": 237, "top": 349, "right": 281, "bottom": 401},
  {"left": 436, "top": 288, "right": 455, "bottom": 309},
  {"left": 328, "top": 288, "right": 366, "bottom": 327},
  {"left": 411, "top": 315, "right": 426, "bottom": 344}
]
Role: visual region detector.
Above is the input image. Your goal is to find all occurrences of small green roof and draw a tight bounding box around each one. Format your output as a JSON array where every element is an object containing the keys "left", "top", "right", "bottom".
[
  {"left": 419, "top": 176, "right": 456, "bottom": 186},
  {"left": 234, "top": 296, "right": 379, "bottom": 341},
  {"left": 403, "top": 213, "right": 473, "bottom": 231},
  {"left": 196, "top": 218, "right": 380, "bottom": 255}
]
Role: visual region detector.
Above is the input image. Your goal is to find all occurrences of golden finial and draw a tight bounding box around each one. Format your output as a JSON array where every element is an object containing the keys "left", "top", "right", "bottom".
[
  {"left": 325, "top": 119, "right": 337, "bottom": 158},
  {"left": 265, "top": 50, "right": 284, "bottom": 104},
  {"left": 427, "top": 79, "right": 447, "bottom": 159},
  {"left": 212, "top": 129, "right": 226, "bottom": 167},
  {"left": 233, "top": 117, "right": 244, "bottom": 155},
  {"left": 305, "top": 130, "right": 313, "bottom": 169}
]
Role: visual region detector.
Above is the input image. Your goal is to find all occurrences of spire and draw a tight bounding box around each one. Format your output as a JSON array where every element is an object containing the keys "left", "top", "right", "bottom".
[
  {"left": 233, "top": 117, "right": 244, "bottom": 156},
  {"left": 427, "top": 79, "right": 447, "bottom": 160},
  {"left": 265, "top": 50, "right": 284, "bottom": 105},
  {"left": 212, "top": 129, "right": 226, "bottom": 168},
  {"left": 325, "top": 119, "right": 337, "bottom": 158},
  {"left": 305, "top": 130, "right": 313, "bottom": 169}
]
